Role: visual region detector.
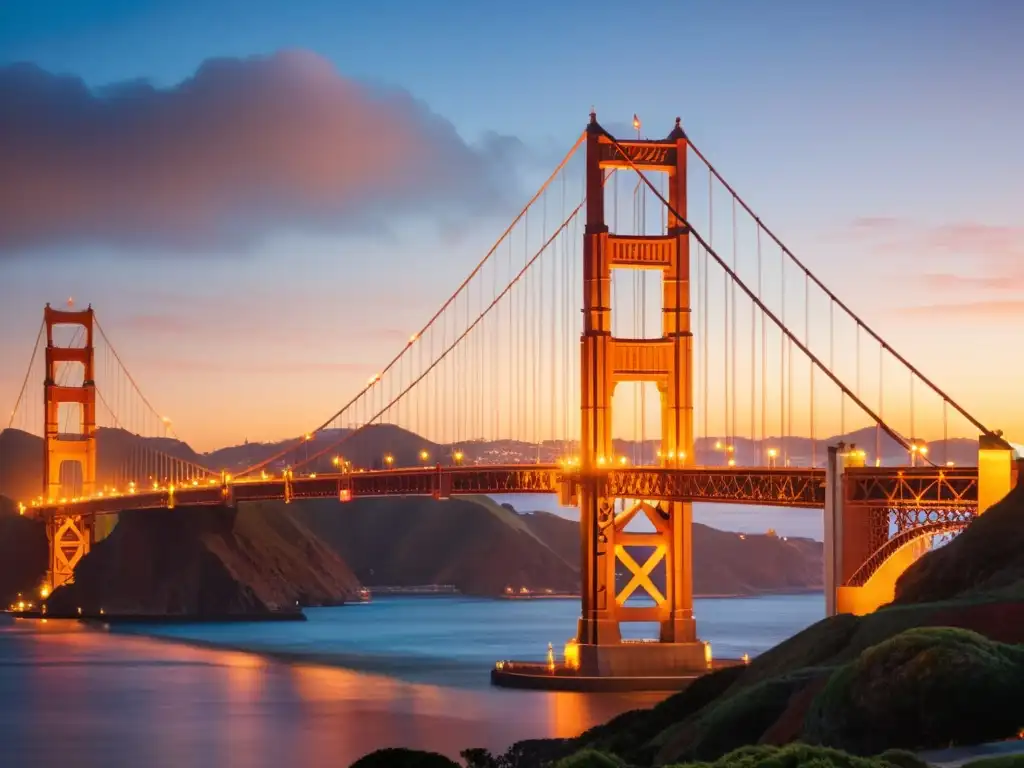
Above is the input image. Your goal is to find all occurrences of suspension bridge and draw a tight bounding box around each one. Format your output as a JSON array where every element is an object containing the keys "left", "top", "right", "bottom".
[{"left": 5, "top": 113, "right": 1019, "bottom": 677}]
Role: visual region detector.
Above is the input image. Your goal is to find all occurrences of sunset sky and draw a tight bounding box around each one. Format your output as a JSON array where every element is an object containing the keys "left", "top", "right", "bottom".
[{"left": 1, "top": 0, "right": 1022, "bottom": 452}]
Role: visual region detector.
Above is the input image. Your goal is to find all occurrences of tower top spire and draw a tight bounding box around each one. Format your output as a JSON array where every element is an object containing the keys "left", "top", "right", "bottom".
[{"left": 667, "top": 117, "right": 687, "bottom": 141}]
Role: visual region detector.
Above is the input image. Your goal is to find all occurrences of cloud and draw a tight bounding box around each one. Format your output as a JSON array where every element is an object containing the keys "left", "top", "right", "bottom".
[
  {"left": 850, "top": 218, "right": 1024, "bottom": 310},
  {"left": 0, "top": 51, "right": 520, "bottom": 255},
  {"left": 898, "top": 300, "right": 1024, "bottom": 320}
]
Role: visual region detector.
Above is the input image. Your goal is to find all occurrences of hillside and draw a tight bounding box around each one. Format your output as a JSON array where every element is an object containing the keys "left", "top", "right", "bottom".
[
  {"left": 45, "top": 505, "right": 362, "bottom": 617},
  {"left": 0, "top": 496, "right": 48, "bottom": 606},
  {"left": 277, "top": 496, "right": 580, "bottom": 595}
]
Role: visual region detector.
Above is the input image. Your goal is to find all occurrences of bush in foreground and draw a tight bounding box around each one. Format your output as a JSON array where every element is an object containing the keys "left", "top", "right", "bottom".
[
  {"left": 669, "top": 743, "right": 928, "bottom": 768},
  {"left": 804, "top": 626, "right": 1024, "bottom": 754},
  {"left": 349, "top": 747, "right": 459, "bottom": 768}
]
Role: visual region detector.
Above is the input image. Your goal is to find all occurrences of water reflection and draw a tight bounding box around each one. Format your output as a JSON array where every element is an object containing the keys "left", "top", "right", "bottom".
[{"left": 0, "top": 620, "right": 662, "bottom": 767}]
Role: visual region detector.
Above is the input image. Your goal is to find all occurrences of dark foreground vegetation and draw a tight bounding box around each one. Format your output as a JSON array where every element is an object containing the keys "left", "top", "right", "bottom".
[{"left": 353, "top": 482, "right": 1024, "bottom": 767}]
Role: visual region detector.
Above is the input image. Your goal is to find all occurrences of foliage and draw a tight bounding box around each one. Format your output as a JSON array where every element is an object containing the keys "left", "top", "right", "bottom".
[
  {"left": 666, "top": 742, "right": 931, "bottom": 768},
  {"left": 687, "top": 668, "right": 833, "bottom": 761},
  {"left": 577, "top": 664, "right": 745, "bottom": 765},
  {"left": 349, "top": 747, "right": 459, "bottom": 768},
  {"left": 551, "top": 749, "right": 626, "bottom": 768},
  {"left": 462, "top": 739, "right": 577, "bottom": 768},
  {"left": 961, "top": 757, "right": 1024, "bottom": 768},
  {"left": 804, "top": 627, "right": 1024, "bottom": 755}
]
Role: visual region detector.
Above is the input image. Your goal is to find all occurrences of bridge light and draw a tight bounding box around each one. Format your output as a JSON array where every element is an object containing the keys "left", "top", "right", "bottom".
[
  {"left": 339, "top": 488, "right": 351, "bottom": 502},
  {"left": 767, "top": 448, "right": 778, "bottom": 458},
  {"left": 618, "top": 455, "right": 628, "bottom": 466},
  {"left": 409, "top": 332, "right": 418, "bottom": 343},
  {"left": 453, "top": 451, "right": 464, "bottom": 464},
  {"left": 727, "top": 459, "right": 736, "bottom": 467},
  {"left": 39, "top": 585, "right": 50, "bottom": 599},
  {"left": 384, "top": 454, "right": 394, "bottom": 466},
  {"left": 419, "top": 450, "right": 430, "bottom": 462},
  {"left": 946, "top": 461, "right": 956, "bottom": 467},
  {"left": 919, "top": 445, "right": 929, "bottom": 455},
  {"left": 153, "top": 482, "right": 159, "bottom": 490},
  {"left": 656, "top": 449, "right": 662, "bottom": 458},
  {"left": 332, "top": 456, "right": 340, "bottom": 466},
  {"left": 714, "top": 441, "right": 722, "bottom": 450},
  {"left": 192, "top": 479, "right": 199, "bottom": 487},
  {"left": 726, "top": 445, "right": 735, "bottom": 453},
  {"left": 597, "top": 455, "right": 607, "bottom": 465},
  {"left": 667, "top": 450, "right": 676, "bottom": 459}
]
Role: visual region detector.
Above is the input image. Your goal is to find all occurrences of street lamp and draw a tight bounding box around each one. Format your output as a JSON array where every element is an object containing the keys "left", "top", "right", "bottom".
[
  {"left": 384, "top": 454, "right": 394, "bottom": 467},
  {"left": 419, "top": 450, "right": 430, "bottom": 463},
  {"left": 767, "top": 448, "right": 778, "bottom": 468},
  {"left": 453, "top": 450, "right": 464, "bottom": 465}
]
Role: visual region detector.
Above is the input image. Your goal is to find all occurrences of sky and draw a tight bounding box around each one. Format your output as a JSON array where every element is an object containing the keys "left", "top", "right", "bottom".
[{"left": 1, "top": 0, "right": 1022, "bottom": 453}]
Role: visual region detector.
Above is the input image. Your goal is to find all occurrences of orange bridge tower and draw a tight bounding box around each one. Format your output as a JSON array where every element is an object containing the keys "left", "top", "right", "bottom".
[
  {"left": 575, "top": 114, "right": 706, "bottom": 675},
  {"left": 43, "top": 303, "right": 97, "bottom": 589}
]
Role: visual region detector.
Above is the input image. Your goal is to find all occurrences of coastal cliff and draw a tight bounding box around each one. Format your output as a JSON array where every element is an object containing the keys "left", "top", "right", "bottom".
[{"left": 45, "top": 504, "right": 362, "bottom": 617}]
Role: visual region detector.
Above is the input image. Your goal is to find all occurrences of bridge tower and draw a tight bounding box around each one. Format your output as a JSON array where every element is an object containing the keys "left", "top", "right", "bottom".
[
  {"left": 43, "top": 303, "right": 97, "bottom": 589},
  {"left": 575, "top": 114, "right": 706, "bottom": 675}
]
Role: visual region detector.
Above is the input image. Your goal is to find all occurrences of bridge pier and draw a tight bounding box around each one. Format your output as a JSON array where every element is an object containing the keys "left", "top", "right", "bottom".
[
  {"left": 825, "top": 445, "right": 894, "bottom": 617},
  {"left": 978, "top": 433, "right": 1018, "bottom": 514}
]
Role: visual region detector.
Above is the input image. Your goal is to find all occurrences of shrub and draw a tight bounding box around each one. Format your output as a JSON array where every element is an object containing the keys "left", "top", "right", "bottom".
[
  {"left": 349, "top": 747, "right": 459, "bottom": 768},
  {"left": 804, "top": 627, "right": 1024, "bottom": 755},
  {"left": 670, "top": 742, "right": 928, "bottom": 768},
  {"left": 552, "top": 749, "right": 625, "bottom": 768}
]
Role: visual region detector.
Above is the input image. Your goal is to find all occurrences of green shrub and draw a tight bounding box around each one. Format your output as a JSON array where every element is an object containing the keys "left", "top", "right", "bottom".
[
  {"left": 804, "top": 627, "right": 1024, "bottom": 755},
  {"left": 684, "top": 668, "right": 831, "bottom": 761},
  {"left": 349, "top": 747, "right": 459, "bottom": 768},
  {"left": 961, "top": 757, "right": 1024, "bottom": 768},
  {"left": 670, "top": 742, "right": 926, "bottom": 768},
  {"left": 552, "top": 749, "right": 625, "bottom": 768},
  {"left": 578, "top": 664, "right": 745, "bottom": 765}
]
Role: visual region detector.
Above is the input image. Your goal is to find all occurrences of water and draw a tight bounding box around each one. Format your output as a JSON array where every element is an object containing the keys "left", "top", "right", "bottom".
[{"left": 0, "top": 593, "right": 824, "bottom": 767}]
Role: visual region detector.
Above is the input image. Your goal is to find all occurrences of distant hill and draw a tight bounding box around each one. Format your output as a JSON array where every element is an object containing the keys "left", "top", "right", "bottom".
[
  {"left": 277, "top": 495, "right": 580, "bottom": 596},
  {"left": 0, "top": 427, "right": 205, "bottom": 500},
  {"left": 516, "top": 507, "right": 822, "bottom": 597}
]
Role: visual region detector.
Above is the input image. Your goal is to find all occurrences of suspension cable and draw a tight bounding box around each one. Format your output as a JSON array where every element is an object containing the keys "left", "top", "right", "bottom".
[
  {"left": 601, "top": 130, "right": 924, "bottom": 458},
  {"left": 688, "top": 140, "right": 998, "bottom": 442}
]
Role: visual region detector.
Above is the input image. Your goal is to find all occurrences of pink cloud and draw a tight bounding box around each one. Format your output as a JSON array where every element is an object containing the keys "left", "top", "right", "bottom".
[
  {"left": 142, "top": 358, "right": 374, "bottom": 375},
  {"left": 0, "top": 51, "right": 520, "bottom": 255},
  {"left": 898, "top": 300, "right": 1024, "bottom": 320}
]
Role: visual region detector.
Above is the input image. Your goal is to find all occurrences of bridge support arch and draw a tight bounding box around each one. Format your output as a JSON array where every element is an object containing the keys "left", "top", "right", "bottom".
[
  {"left": 575, "top": 115, "right": 706, "bottom": 675},
  {"left": 826, "top": 437, "right": 1018, "bottom": 617}
]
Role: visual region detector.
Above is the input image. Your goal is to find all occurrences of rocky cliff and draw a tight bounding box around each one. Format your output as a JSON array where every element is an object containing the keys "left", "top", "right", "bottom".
[{"left": 45, "top": 504, "right": 362, "bottom": 617}]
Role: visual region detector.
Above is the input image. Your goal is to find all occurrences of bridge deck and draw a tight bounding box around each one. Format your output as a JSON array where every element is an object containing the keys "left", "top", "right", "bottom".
[{"left": 25, "top": 464, "right": 978, "bottom": 518}]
